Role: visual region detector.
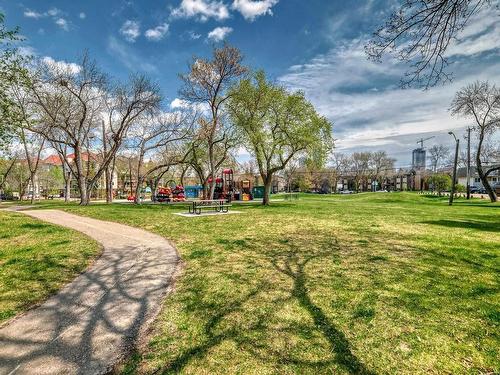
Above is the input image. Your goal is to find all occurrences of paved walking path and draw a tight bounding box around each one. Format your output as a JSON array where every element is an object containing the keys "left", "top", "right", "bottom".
[{"left": 0, "top": 210, "right": 179, "bottom": 375}]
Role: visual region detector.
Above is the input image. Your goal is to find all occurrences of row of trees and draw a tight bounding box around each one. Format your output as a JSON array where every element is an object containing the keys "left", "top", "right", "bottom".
[
  {"left": 428, "top": 140, "right": 499, "bottom": 173},
  {"left": 279, "top": 150, "right": 395, "bottom": 193},
  {"left": 0, "top": 14, "right": 332, "bottom": 206}
]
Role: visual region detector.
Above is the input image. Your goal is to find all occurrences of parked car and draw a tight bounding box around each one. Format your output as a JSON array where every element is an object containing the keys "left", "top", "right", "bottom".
[
  {"left": 469, "top": 186, "right": 481, "bottom": 194},
  {"left": 25, "top": 193, "right": 40, "bottom": 200},
  {"left": 0, "top": 193, "right": 14, "bottom": 200},
  {"left": 340, "top": 190, "right": 354, "bottom": 194}
]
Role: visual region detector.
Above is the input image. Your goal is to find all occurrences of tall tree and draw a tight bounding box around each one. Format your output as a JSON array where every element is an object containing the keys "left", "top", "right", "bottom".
[
  {"left": 5, "top": 58, "right": 47, "bottom": 203},
  {"left": 350, "top": 152, "right": 371, "bottom": 192},
  {"left": 370, "top": 151, "right": 396, "bottom": 188},
  {"left": 0, "top": 151, "right": 19, "bottom": 198},
  {"left": 451, "top": 81, "right": 499, "bottom": 202},
  {"left": 0, "top": 12, "right": 27, "bottom": 149},
  {"left": 179, "top": 44, "right": 247, "bottom": 199},
  {"left": 428, "top": 144, "right": 450, "bottom": 172},
  {"left": 329, "top": 152, "right": 350, "bottom": 193},
  {"left": 30, "top": 54, "right": 161, "bottom": 205},
  {"left": 366, "top": 0, "right": 494, "bottom": 89},
  {"left": 229, "top": 72, "right": 333, "bottom": 205},
  {"left": 127, "top": 111, "right": 192, "bottom": 204}
]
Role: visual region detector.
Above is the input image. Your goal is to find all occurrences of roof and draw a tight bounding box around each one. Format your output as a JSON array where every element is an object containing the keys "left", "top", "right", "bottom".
[
  {"left": 66, "top": 152, "right": 99, "bottom": 162},
  {"left": 43, "top": 154, "right": 63, "bottom": 166}
]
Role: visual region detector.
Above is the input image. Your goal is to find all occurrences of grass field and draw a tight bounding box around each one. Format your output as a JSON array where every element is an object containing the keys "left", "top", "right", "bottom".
[
  {"left": 0, "top": 210, "right": 101, "bottom": 323},
  {"left": 6, "top": 193, "right": 499, "bottom": 374}
]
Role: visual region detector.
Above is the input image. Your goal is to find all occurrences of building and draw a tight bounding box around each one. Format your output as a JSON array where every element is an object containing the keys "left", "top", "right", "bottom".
[
  {"left": 412, "top": 148, "right": 426, "bottom": 170},
  {"left": 456, "top": 166, "right": 500, "bottom": 188}
]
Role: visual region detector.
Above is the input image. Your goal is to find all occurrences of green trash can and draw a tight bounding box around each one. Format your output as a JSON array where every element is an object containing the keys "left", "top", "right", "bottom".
[{"left": 252, "top": 186, "right": 265, "bottom": 199}]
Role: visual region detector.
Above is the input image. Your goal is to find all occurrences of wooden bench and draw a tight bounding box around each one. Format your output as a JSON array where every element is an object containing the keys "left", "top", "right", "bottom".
[{"left": 188, "top": 200, "right": 232, "bottom": 215}]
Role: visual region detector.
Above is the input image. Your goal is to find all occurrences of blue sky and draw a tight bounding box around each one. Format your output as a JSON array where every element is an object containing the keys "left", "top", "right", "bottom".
[{"left": 1, "top": 0, "right": 499, "bottom": 166}]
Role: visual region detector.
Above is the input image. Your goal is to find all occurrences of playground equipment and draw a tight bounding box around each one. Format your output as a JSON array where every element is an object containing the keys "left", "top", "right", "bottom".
[
  {"left": 156, "top": 185, "right": 186, "bottom": 202},
  {"left": 209, "top": 168, "right": 235, "bottom": 201},
  {"left": 184, "top": 185, "right": 203, "bottom": 199},
  {"left": 239, "top": 179, "right": 253, "bottom": 201}
]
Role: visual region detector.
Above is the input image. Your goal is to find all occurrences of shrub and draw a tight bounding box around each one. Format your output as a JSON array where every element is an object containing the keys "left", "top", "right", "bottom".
[{"left": 428, "top": 174, "right": 452, "bottom": 195}]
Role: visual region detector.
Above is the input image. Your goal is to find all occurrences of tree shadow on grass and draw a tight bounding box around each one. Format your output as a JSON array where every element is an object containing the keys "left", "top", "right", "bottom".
[
  {"left": 20, "top": 222, "right": 52, "bottom": 230},
  {"left": 421, "top": 219, "right": 500, "bottom": 232},
  {"left": 264, "top": 238, "right": 374, "bottom": 375},
  {"left": 156, "top": 235, "right": 373, "bottom": 374}
]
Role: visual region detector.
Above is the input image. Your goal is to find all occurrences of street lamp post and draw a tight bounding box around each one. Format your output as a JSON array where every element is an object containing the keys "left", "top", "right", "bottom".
[
  {"left": 466, "top": 127, "right": 471, "bottom": 200},
  {"left": 448, "top": 131, "right": 459, "bottom": 206}
]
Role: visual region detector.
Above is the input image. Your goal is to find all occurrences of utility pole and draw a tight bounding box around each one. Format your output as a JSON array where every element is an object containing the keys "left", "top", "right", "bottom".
[
  {"left": 449, "top": 131, "right": 459, "bottom": 206},
  {"left": 466, "top": 127, "right": 471, "bottom": 200}
]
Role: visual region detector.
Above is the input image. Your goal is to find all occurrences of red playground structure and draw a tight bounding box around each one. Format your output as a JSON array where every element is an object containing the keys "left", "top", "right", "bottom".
[
  {"left": 156, "top": 185, "right": 186, "bottom": 202},
  {"left": 208, "top": 168, "right": 234, "bottom": 201}
]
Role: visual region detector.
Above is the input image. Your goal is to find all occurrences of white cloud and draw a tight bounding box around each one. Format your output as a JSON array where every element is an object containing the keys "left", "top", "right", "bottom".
[
  {"left": 18, "top": 46, "right": 37, "bottom": 57},
  {"left": 107, "top": 36, "right": 157, "bottom": 73},
  {"left": 171, "top": 0, "right": 230, "bottom": 22},
  {"left": 120, "top": 20, "right": 141, "bottom": 42},
  {"left": 24, "top": 10, "right": 43, "bottom": 19},
  {"left": 42, "top": 56, "right": 81, "bottom": 74},
  {"left": 22, "top": 7, "right": 69, "bottom": 31},
  {"left": 145, "top": 23, "right": 169, "bottom": 41},
  {"left": 189, "top": 31, "right": 202, "bottom": 40},
  {"left": 55, "top": 18, "right": 69, "bottom": 31},
  {"left": 170, "top": 97, "right": 209, "bottom": 113},
  {"left": 170, "top": 98, "right": 189, "bottom": 109},
  {"left": 446, "top": 9, "right": 500, "bottom": 57},
  {"left": 207, "top": 26, "right": 233, "bottom": 42},
  {"left": 47, "top": 8, "right": 61, "bottom": 17},
  {"left": 279, "top": 37, "right": 500, "bottom": 165},
  {"left": 79, "top": 12, "right": 86, "bottom": 19},
  {"left": 231, "top": 0, "right": 278, "bottom": 21}
]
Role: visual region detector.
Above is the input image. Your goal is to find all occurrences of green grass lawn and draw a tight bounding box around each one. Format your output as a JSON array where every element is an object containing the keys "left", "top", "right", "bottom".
[
  {"left": 0, "top": 210, "right": 101, "bottom": 323},
  {"left": 16, "top": 193, "right": 500, "bottom": 373}
]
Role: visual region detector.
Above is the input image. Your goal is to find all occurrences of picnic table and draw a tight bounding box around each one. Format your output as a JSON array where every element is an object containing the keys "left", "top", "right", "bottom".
[
  {"left": 188, "top": 199, "right": 232, "bottom": 215},
  {"left": 283, "top": 192, "right": 299, "bottom": 201}
]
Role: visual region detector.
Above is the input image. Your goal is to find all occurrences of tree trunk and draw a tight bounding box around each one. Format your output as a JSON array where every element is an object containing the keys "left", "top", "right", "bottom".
[
  {"left": 79, "top": 183, "right": 89, "bottom": 205},
  {"left": 476, "top": 132, "right": 497, "bottom": 202},
  {"left": 263, "top": 174, "right": 273, "bottom": 206},
  {"left": 151, "top": 178, "right": 159, "bottom": 202},
  {"left": 64, "top": 176, "right": 71, "bottom": 202},
  {"left": 134, "top": 176, "right": 143, "bottom": 204},
  {"left": 209, "top": 181, "right": 216, "bottom": 200},
  {"left": 73, "top": 146, "right": 89, "bottom": 205},
  {"left": 105, "top": 166, "right": 113, "bottom": 203},
  {"left": 180, "top": 167, "right": 187, "bottom": 186},
  {"left": 30, "top": 172, "right": 36, "bottom": 205}
]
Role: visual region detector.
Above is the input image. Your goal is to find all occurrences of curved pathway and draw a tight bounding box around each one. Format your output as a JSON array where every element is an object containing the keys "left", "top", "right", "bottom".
[{"left": 0, "top": 210, "right": 179, "bottom": 375}]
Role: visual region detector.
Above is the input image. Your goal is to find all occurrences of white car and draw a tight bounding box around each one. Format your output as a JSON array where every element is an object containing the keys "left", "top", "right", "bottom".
[{"left": 340, "top": 190, "right": 354, "bottom": 194}]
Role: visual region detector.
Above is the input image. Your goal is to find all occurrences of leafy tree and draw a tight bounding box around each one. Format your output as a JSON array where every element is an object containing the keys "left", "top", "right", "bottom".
[
  {"left": 428, "top": 173, "right": 452, "bottom": 195},
  {"left": 455, "top": 183, "right": 466, "bottom": 193},
  {"left": 229, "top": 71, "right": 333, "bottom": 205},
  {"left": 0, "top": 12, "right": 27, "bottom": 149}
]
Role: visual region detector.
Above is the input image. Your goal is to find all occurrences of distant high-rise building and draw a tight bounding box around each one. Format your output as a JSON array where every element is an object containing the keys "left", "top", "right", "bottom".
[{"left": 412, "top": 148, "right": 426, "bottom": 170}]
